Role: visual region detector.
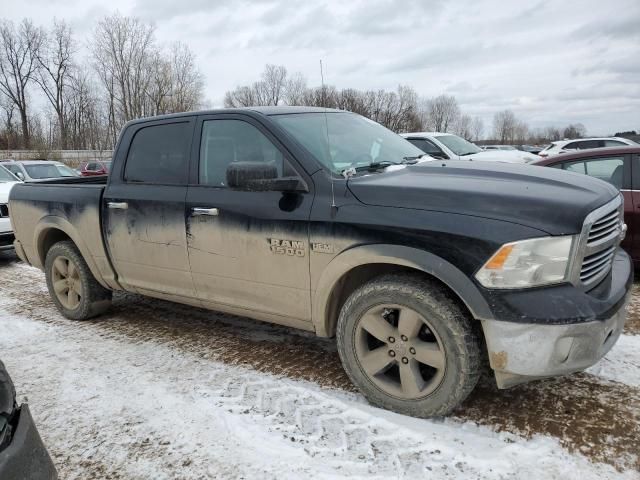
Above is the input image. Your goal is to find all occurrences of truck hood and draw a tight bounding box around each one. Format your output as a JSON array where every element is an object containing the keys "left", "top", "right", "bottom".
[
  {"left": 463, "top": 150, "right": 539, "bottom": 164},
  {"left": 347, "top": 161, "right": 619, "bottom": 235},
  {"left": 0, "top": 182, "right": 19, "bottom": 202}
]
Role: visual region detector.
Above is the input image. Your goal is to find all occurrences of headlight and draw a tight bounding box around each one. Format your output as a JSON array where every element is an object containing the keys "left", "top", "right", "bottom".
[{"left": 475, "top": 236, "right": 575, "bottom": 289}]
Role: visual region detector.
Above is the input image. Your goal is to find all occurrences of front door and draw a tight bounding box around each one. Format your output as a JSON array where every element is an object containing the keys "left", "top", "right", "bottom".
[
  {"left": 103, "top": 117, "right": 197, "bottom": 298},
  {"left": 185, "top": 114, "right": 313, "bottom": 323}
]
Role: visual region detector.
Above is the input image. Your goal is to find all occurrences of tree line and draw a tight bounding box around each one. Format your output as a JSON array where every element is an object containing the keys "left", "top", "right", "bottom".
[
  {"left": 1, "top": 14, "right": 595, "bottom": 153},
  {"left": 0, "top": 15, "right": 204, "bottom": 151},
  {"left": 226, "top": 65, "right": 593, "bottom": 145}
]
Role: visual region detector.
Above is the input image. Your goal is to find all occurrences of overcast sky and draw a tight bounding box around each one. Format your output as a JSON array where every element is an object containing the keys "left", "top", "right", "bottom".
[{"left": 3, "top": 0, "right": 639, "bottom": 135}]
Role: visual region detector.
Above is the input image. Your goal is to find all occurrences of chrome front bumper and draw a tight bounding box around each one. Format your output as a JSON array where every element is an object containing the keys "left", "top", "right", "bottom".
[{"left": 481, "top": 292, "right": 629, "bottom": 388}]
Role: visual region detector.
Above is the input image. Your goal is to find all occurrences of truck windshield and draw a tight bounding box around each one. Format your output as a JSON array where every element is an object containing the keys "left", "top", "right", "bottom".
[
  {"left": 272, "top": 112, "right": 425, "bottom": 174},
  {"left": 437, "top": 135, "right": 482, "bottom": 156},
  {"left": 0, "top": 166, "right": 17, "bottom": 182}
]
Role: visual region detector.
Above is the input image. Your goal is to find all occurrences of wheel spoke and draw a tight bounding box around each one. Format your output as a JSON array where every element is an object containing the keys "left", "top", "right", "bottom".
[
  {"left": 68, "top": 288, "right": 79, "bottom": 308},
  {"left": 54, "top": 258, "right": 68, "bottom": 277},
  {"left": 72, "top": 281, "right": 82, "bottom": 296},
  {"left": 399, "top": 359, "right": 425, "bottom": 397},
  {"left": 359, "top": 312, "right": 395, "bottom": 342},
  {"left": 413, "top": 341, "right": 445, "bottom": 369},
  {"left": 53, "top": 279, "right": 68, "bottom": 294},
  {"left": 397, "top": 308, "right": 424, "bottom": 338},
  {"left": 360, "top": 347, "right": 394, "bottom": 376},
  {"left": 68, "top": 261, "right": 77, "bottom": 279}
]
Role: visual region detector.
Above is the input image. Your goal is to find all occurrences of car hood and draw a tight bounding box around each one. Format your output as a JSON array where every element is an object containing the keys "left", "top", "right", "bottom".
[
  {"left": 463, "top": 150, "right": 539, "bottom": 163},
  {"left": 347, "top": 161, "right": 618, "bottom": 235},
  {"left": 0, "top": 182, "right": 19, "bottom": 202}
]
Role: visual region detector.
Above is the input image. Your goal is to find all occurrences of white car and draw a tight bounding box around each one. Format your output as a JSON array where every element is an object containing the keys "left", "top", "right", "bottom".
[
  {"left": 0, "top": 165, "right": 20, "bottom": 251},
  {"left": 401, "top": 132, "right": 539, "bottom": 163},
  {"left": 538, "top": 137, "right": 637, "bottom": 158}
]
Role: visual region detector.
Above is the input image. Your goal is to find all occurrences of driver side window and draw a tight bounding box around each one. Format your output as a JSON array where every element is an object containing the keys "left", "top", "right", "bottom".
[{"left": 199, "top": 119, "right": 297, "bottom": 187}]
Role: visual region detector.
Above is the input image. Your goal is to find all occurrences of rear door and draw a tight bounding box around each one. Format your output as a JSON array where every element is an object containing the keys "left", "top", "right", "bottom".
[
  {"left": 185, "top": 113, "right": 314, "bottom": 323},
  {"left": 103, "top": 117, "right": 197, "bottom": 298}
]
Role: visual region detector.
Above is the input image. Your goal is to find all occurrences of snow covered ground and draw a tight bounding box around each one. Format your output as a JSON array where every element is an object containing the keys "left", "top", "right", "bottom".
[{"left": 1, "top": 254, "right": 638, "bottom": 479}]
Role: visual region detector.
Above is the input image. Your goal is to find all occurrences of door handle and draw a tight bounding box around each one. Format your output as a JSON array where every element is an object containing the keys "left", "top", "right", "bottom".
[
  {"left": 107, "top": 202, "right": 128, "bottom": 210},
  {"left": 192, "top": 207, "right": 219, "bottom": 216}
]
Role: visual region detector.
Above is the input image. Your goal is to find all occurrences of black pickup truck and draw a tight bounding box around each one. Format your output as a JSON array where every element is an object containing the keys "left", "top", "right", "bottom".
[{"left": 9, "top": 107, "right": 632, "bottom": 417}]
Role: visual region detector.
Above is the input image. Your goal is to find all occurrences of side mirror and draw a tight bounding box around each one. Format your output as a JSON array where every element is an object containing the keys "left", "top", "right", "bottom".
[
  {"left": 15, "top": 172, "right": 24, "bottom": 181},
  {"left": 226, "top": 161, "right": 308, "bottom": 192}
]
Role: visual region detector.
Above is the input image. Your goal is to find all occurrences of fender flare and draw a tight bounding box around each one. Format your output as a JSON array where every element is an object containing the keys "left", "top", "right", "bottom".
[
  {"left": 312, "top": 244, "right": 493, "bottom": 337},
  {"left": 33, "top": 216, "right": 112, "bottom": 290}
]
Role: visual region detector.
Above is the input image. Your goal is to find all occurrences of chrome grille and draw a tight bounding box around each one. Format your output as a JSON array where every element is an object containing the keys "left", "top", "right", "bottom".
[
  {"left": 575, "top": 196, "right": 623, "bottom": 289},
  {"left": 587, "top": 210, "right": 619, "bottom": 246},
  {"left": 0, "top": 204, "right": 8, "bottom": 218}
]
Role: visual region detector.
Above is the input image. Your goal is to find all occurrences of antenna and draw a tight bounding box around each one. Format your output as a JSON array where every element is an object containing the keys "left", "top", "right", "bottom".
[{"left": 320, "top": 59, "right": 338, "bottom": 216}]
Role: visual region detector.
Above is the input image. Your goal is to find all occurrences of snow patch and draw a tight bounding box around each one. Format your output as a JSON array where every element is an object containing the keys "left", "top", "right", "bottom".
[{"left": 587, "top": 334, "right": 640, "bottom": 388}]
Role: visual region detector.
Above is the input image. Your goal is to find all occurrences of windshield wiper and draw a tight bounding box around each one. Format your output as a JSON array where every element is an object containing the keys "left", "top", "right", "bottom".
[{"left": 353, "top": 160, "right": 402, "bottom": 172}]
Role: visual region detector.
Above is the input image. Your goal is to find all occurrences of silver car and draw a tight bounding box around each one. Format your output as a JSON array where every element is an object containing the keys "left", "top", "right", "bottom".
[{"left": 1, "top": 160, "right": 79, "bottom": 181}]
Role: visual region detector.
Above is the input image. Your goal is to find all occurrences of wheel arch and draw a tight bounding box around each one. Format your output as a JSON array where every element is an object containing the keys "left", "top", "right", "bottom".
[
  {"left": 33, "top": 217, "right": 111, "bottom": 290},
  {"left": 312, "top": 244, "right": 493, "bottom": 337}
]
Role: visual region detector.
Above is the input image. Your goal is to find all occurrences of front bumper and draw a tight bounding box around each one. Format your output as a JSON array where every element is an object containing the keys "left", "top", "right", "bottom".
[
  {"left": 0, "top": 232, "right": 15, "bottom": 251},
  {"left": 480, "top": 249, "right": 632, "bottom": 388},
  {"left": 0, "top": 405, "right": 57, "bottom": 480}
]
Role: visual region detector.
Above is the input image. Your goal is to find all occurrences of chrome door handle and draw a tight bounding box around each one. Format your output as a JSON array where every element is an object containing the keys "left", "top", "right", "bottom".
[
  {"left": 107, "top": 202, "right": 128, "bottom": 210},
  {"left": 192, "top": 207, "right": 219, "bottom": 216}
]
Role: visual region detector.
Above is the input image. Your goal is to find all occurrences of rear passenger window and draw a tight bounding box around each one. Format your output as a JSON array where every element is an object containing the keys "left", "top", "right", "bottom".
[
  {"left": 561, "top": 156, "right": 626, "bottom": 189},
  {"left": 199, "top": 119, "right": 289, "bottom": 187},
  {"left": 604, "top": 140, "right": 626, "bottom": 147},
  {"left": 125, "top": 122, "right": 191, "bottom": 184}
]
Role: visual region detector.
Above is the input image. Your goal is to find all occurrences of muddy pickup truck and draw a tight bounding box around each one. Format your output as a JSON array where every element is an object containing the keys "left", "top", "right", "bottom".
[{"left": 9, "top": 107, "right": 632, "bottom": 417}]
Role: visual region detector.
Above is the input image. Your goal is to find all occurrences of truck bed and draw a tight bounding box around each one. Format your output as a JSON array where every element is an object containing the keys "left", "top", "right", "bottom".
[{"left": 9, "top": 179, "right": 118, "bottom": 289}]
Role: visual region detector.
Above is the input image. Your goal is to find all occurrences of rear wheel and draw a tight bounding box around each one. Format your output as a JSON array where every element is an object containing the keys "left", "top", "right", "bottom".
[
  {"left": 45, "top": 241, "right": 112, "bottom": 320},
  {"left": 336, "top": 273, "right": 481, "bottom": 417}
]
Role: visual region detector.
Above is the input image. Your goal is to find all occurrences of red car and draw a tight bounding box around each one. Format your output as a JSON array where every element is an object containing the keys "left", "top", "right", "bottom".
[
  {"left": 533, "top": 146, "right": 640, "bottom": 265},
  {"left": 78, "top": 160, "right": 111, "bottom": 176}
]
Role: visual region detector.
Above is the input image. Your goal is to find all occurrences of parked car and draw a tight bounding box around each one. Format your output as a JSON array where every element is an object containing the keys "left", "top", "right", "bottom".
[
  {"left": 482, "top": 145, "right": 518, "bottom": 151},
  {"left": 1, "top": 160, "right": 79, "bottom": 182},
  {"left": 0, "top": 360, "right": 57, "bottom": 479},
  {"left": 534, "top": 146, "right": 640, "bottom": 266},
  {"left": 516, "top": 145, "right": 544, "bottom": 155},
  {"left": 78, "top": 161, "right": 111, "bottom": 176},
  {"left": 0, "top": 166, "right": 20, "bottom": 251},
  {"left": 538, "top": 137, "right": 637, "bottom": 158},
  {"left": 402, "top": 132, "right": 539, "bottom": 163},
  {"left": 10, "top": 107, "right": 631, "bottom": 418}
]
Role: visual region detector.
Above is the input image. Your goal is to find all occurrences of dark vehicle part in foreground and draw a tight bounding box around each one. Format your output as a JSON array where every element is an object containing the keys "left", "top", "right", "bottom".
[
  {"left": 0, "top": 361, "right": 57, "bottom": 479},
  {"left": 9, "top": 107, "right": 632, "bottom": 417}
]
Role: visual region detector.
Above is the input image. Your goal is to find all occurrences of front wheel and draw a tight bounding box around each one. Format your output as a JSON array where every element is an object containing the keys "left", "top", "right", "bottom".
[
  {"left": 45, "top": 240, "right": 112, "bottom": 320},
  {"left": 336, "top": 273, "right": 481, "bottom": 417}
]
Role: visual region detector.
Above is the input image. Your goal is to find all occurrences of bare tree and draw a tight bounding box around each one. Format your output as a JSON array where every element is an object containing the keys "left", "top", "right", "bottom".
[
  {"left": 284, "top": 72, "right": 307, "bottom": 105},
  {"left": 493, "top": 110, "right": 517, "bottom": 144},
  {"left": 563, "top": 123, "right": 586, "bottom": 139},
  {"left": 455, "top": 114, "right": 473, "bottom": 141},
  {"left": 92, "top": 13, "right": 156, "bottom": 143},
  {"left": 166, "top": 42, "right": 203, "bottom": 112},
  {"left": 424, "top": 95, "right": 459, "bottom": 133},
  {"left": 471, "top": 116, "right": 483, "bottom": 141},
  {"left": 35, "top": 20, "right": 74, "bottom": 149},
  {"left": 0, "top": 19, "right": 43, "bottom": 148}
]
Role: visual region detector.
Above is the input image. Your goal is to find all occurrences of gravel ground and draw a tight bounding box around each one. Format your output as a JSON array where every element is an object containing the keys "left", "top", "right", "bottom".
[{"left": 0, "top": 250, "right": 638, "bottom": 478}]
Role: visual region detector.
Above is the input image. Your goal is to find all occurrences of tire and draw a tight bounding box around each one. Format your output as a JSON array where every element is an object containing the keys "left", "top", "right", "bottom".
[
  {"left": 44, "top": 240, "right": 112, "bottom": 320},
  {"left": 336, "top": 273, "right": 481, "bottom": 417}
]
